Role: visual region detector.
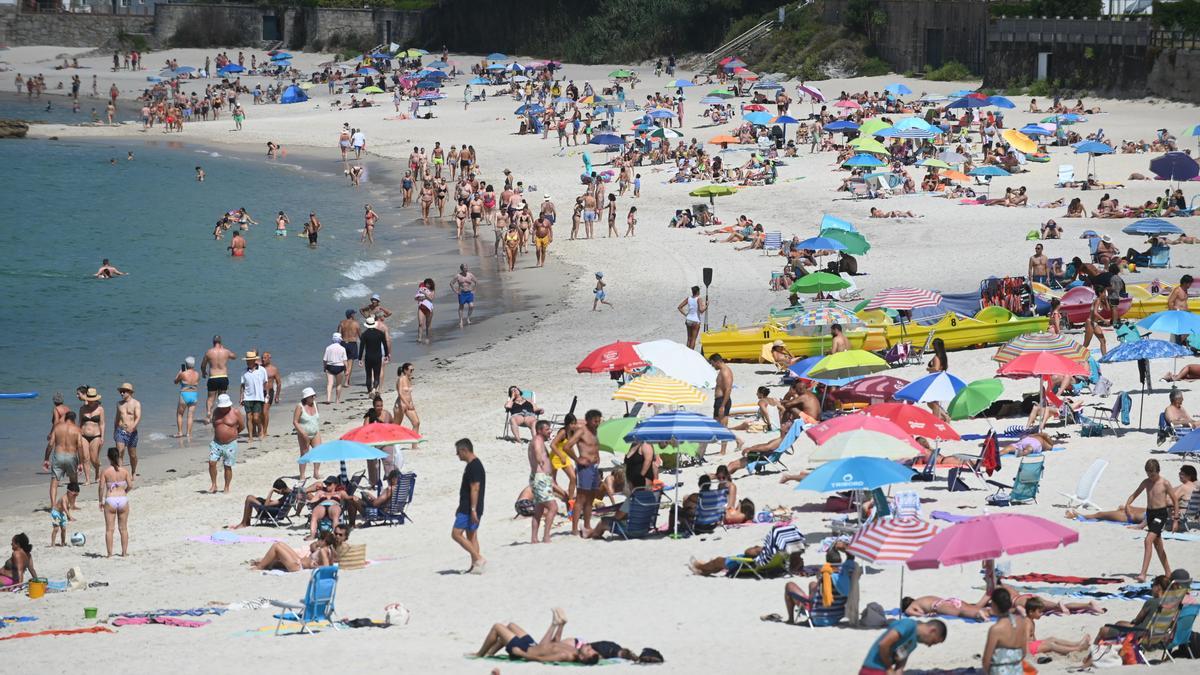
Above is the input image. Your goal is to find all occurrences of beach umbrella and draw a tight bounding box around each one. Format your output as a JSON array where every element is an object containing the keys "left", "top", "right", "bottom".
[
  {"left": 271, "top": 52, "right": 292, "bottom": 61},
  {"left": 514, "top": 103, "right": 544, "bottom": 115},
  {"left": 647, "top": 127, "right": 684, "bottom": 140},
  {"left": 218, "top": 64, "right": 244, "bottom": 74},
  {"left": 608, "top": 68, "right": 633, "bottom": 79},
  {"left": 576, "top": 340, "right": 646, "bottom": 374},
  {"left": 824, "top": 120, "right": 860, "bottom": 132},
  {"left": 597, "top": 417, "right": 638, "bottom": 454},
  {"left": 1019, "top": 124, "right": 1052, "bottom": 137},
  {"left": 299, "top": 440, "right": 386, "bottom": 464},
  {"left": 893, "top": 117, "right": 934, "bottom": 132},
  {"left": 613, "top": 375, "right": 706, "bottom": 405},
  {"left": 1150, "top": 152, "right": 1200, "bottom": 182},
  {"left": 754, "top": 81, "right": 784, "bottom": 90},
  {"left": 818, "top": 228, "right": 870, "bottom": 255},
  {"left": 938, "top": 150, "right": 967, "bottom": 164},
  {"left": 798, "top": 83, "right": 825, "bottom": 101},
  {"left": 969, "top": 166, "right": 1010, "bottom": 178},
  {"left": 1099, "top": 338, "right": 1192, "bottom": 427},
  {"left": 790, "top": 305, "right": 863, "bottom": 329},
  {"left": 417, "top": 92, "right": 444, "bottom": 100},
  {"left": 361, "top": 86, "right": 384, "bottom": 94},
  {"left": 859, "top": 119, "right": 892, "bottom": 136},
  {"left": 849, "top": 516, "right": 940, "bottom": 600},
  {"left": 947, "top": 378, "right": 1004, "bottom": 420},
  {"left": 884, "top": 83, "right": 912, "bottom": 96},
  {"left": 486, "top": 52, "right": 506, "bottom": 61},
  {"left": 1075, "top": 140, "right": 1113, "bottom": 155},
  {"left": 487, "top": 63, "right": 506, "bottom": 71},
  {"left": 795, "top": 236, "right": 848, "bottom": 252},
  {"left": 707, "top": 89, "right": 735, "bottom": 98},
  {"left": 1168, "top": 428, "right": 1200, "bottom": 456},
  {"left": 707, "top": 135, "right": 741, "bottom": 147},
  {"left": 771, "top": 115, "right": 800, "bottom": 133},
  {"left": 906, "top": 513, "right": 1079, "bottom": 571},
  {"left": 634, "top": 339, "right": 718, "bottom": 389},
  {"left": 810, "top": 429, "right": 926, "bottom": 462},
  {"left": 744, "top": 111, "right": 772, "bottom": 126},
  {"left": 423, "top": 70, "right": 449, "bottom": 80},
  {"left": 1001, "top": 129, "right": 1037, "bottom": 154},
  {"left": 1138, "top": 310, "right": 1200, "bottom": 336},
  {"left": 1122, "top": 218, "right": 1185, "bottom": 236},
  {"left": 849, "top": 138, "right": 890, "bottom": 155},
  {"left": 834, "top": 99, "right": 861, "bottom": 110},
  {"left": 688, "top": 184, "right": 737, "bottom": 209},
  {"left": 993, "top": 332, "right": 1088, "bottom": 365},
  {"left": 806, "top": 413, "right": 917, "bottom": 445},
  {"left": 1041, "top": 113, "right": 1084, "bottom": 124},
  {"left": 788, "top": 355, "right": 858, "bottom": 386},
  {"left": 842, "top": 154, "right": 886, "bottom": 168},
  {"left": 946, "top": 96, "right": 987, "bottom": 109},
  {"left": 339, "top": 423, "right": 423, "bottom": 446},
  {"left": 917, "top": 158, "right": 951, "bottom": 170},
  {"left": 986, "top": 95, "right": 1015, "bottom": 109},
  {"left": 820, "top": 214, "right": 857, "bottom": 233},
  {"left": 795, "top": 457, "right": 916, "bottom": 493},
  {"left": 624, "top": 411, "right": 735, "bottom": 444},
  {"left": 647, "top": 108, "right": 676, "bottom": 119},
  {"left": 997, "top": 351, "right": 1089, "bottom": 378},
  {"left": 807, "top": 350, "right": 890, "bottom": 381},
  {"left": 669, "top": 79, "right": 695, "bottom": 87},
  {"left": 468, "top": 77, "right": 489, "bottom": 85},
  {"left": 789, "top": 271, "right": 850, "bottom": 295},
  {"left": 425, "top": 60, "right": 448, "bottom": 69},
  {"left": 880, "top": 127, "right": 937, "bottom": 140},
  {"left": 836, "top": 375, "right": 909, "bottom": 404},
  {"left": 893, "top": 372, "right": 967, "bottom": 405},
  {"left": 864, "top": 287, "right": 943, "bottom": 311},
  {"left": 940, "top": 169, "right": 970, "bottom": 183},
  {"left": 588, "top": 133, "right": 624, "bottom": 146},
  {"left": 699, "top": 96, "right": 727, "bottom": 105},
  {"left": 865, "top": 402, "right": 960, "bottom": 441}
]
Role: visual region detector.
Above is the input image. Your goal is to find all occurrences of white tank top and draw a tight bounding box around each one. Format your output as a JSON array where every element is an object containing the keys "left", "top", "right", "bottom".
[{"left": 685, "top": 296, "right": 701, "bottom": 322}]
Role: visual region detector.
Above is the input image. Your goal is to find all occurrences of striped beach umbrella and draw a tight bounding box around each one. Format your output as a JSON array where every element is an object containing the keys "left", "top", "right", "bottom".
[
  {"left": 864, "top": 288, "right": 943, "bottom": 311},
  {"left": 993, "top": 332, "right": 1088, "bottom": 365},
  {"left": 893, "top": 372, "right": 967, "bottom": 404},
  {"left": 835, "top": 375, "right": 909, "bottom": 404},
  {"left": 848, "top": 516, "right": 939, "bottom": 564},
  {"left": 612, "top": 375, "right": 706, "bottom": 405},
  {"left": 791, "top": 305, "right": 862, "bottom": 328},
  {"left": 997, "top": 352, "right": 1089, "bottom": 378},
  {"left": 623, "top": 410, "right": 735, "bottom": 444}
]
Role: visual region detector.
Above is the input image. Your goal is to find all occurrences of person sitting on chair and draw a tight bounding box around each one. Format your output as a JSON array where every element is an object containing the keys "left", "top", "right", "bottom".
[
  {"left": 228, "top": 477, "right": 293, "bottom": 529},
  {"left": 353, "top": 468, "right": 402, "bottom": 525},
  {"left": 1162, "top": 389, "right": 1200, "bottom": 428},
  {"left": 505, "top": 386, "right": 543, "bottom": 442}
]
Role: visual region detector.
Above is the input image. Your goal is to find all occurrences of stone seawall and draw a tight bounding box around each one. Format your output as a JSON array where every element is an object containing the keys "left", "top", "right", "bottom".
[{"left": 0, "top": 6, "right": 154, "bottom": 48}]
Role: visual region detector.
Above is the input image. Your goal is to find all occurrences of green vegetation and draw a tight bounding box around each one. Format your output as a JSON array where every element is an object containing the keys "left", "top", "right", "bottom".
[
  {"left": 924, "top": 60, "right": 972, "bottom": 81},
  {"left": 990, "top": 0, "right": 1102, "bottom": 17},
  {"left": 262, "top": 0, "right": 438, "bottom": 8},
  {"left": 735, "top": 3, "right": 885, "bottom": 79},
  {"left": 116, "top": 29, "right": 150, "bottom": 53},
  {"left": 1154, "top": 0, "right": 1200, "bottom": 32}
]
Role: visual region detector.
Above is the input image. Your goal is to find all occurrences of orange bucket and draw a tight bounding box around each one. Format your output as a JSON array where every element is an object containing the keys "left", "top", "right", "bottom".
[{"left": 28, "top": 578, "right": 47, "bottom": 599}]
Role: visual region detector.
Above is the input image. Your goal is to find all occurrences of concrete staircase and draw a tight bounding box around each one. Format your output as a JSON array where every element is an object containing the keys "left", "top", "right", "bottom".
[{"left": 694, "top": 17, "right": 776, "bottom": 73}]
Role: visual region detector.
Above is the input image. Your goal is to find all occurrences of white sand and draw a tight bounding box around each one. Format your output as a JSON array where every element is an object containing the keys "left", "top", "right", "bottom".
[{"left": 1, "top": 46, "right": 1199, "bottom": 673}]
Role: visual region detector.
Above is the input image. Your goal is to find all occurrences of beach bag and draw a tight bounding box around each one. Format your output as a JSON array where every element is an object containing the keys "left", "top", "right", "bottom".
[
  {"left": 1087, "top": 642, "right": 1124, "bottom": 668},
  {"left": 860, "top": 602, "right": 888, "bottom": 629},
  {"left": 384, "top": 603, "right": 411, "bottom": 627},
  {"left": 1026, "top": 229, "right": 1040, "bottom": 241}
]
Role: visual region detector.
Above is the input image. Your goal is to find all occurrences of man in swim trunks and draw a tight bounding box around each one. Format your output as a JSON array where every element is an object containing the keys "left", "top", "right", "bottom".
[
  {"left": 1126, "top": 458, "right": 1179, "bottom": 582},
  {"left": 229, "top": 230, "right": 246, "bottom": 257},
  {"left": 44, "top": 410, "right": 85, "bottom": 512},
  {"left": 114, "top": 382, "right": 141, "bottom": 475},
  {"left": 527, "top": 420, "right": 559, "bottom": 544},
  {"left": 201, "top": 334, "right": 235, "bottom": 423},
  {"left": 567, "top": 409, "right": 603, "bottom": 537},
  {"left": 261, "top": 351, "right": 282, "bottom": 436},
  {"left": 208, "top": 394, "right": 244, "bottom": 494},
  {"left": 710, "top": 353, "right": 733, "bottom": 453},
  {"left": 472, "top": 608, "right": 600, "bottom": 664},
  {"left": 533, "top": 216, "right": 553, "bottom": 268},
  {"left": 338, "top": 309, "right": 361, "bottom": 385},
  {"left": 1028, "top": 244, "right": 1049, "bottom": 285},
  {"left": 1067, "top": 464, "right": 1196, "bottom": 529},
  {"left": 450, "top": 263, "right": 477, "bottom": 329},
  {"left": 581, "top": 191, "right": 598, "bottom": 239},
  {"left": 239, "top": 352, "right": 268, "bottom": 442}
]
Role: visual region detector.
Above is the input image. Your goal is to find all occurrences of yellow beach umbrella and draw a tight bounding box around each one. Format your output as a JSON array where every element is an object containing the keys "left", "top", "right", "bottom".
[
  {"left": 849, "top": 137, "right": 891, "bottom": 155},
  {"left": 1001, "top": 129, "right": 1037, "bottom": 154},
  {"left": 807, "top": 349, "right": 890, "bottom": 380},
  {"left": 612, "top": 374, "right": 706, "bottom": 405}
]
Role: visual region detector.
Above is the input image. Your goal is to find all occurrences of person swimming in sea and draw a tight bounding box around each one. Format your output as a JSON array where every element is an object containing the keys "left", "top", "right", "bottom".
[
  {"left": 229, "top": 231, "right": 246, "bottom": 257},
  {"left": 94, "top": 258, "right": 127, "bottom": 279}
]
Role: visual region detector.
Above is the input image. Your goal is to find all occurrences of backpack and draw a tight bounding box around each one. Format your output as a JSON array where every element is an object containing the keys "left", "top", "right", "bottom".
[{"left": 860, "top": 602, "right": 888, "bottom": 629}]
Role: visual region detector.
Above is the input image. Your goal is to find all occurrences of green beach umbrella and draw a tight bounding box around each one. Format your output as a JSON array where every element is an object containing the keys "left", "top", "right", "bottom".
[
  {"left": 849, "top": 137, "right": 891, "bottom": 155},
  {"left": 689, "top": 184, "right": 737, "bottom": 207},
  {"left": 947, "top": 378, "right": 1004, "bottom": 420},
  {"left": 361, "top": 86, "right": 384, "bottom": 94},
  {"left": 819, "top": 228, "right": 870, "bottom": 255},
  {"left": 597, "top": 418, "right": 699, "bottom": 456},
  {"left": 708, "top": 89, "right": 735, "bottom": 98},
  {"left": 789, "top": 271, "right": 850, "bottom": 294},
  {"left": 858, "top": 119, "right": 892, "bottom": 136},
  {"left": 918, "top": 158, "right": 951, "bottom": 170},
  {"left": 609, "top": 69, "right": 634, "bottom": 78}
]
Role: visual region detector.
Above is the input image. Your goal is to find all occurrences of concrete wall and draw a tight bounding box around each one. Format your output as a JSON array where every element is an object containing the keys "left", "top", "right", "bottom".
[
  {"left": 1148, "top": 48, "right": 1200, "bottom": 103},
  {"left": 153, "top": 3, "right": 269, "bottom": 47},
  {"left": 0, "top": 4, "right": 153, "bottom": 46},
  {"left": 821, "top": 0, "right": 990, "bottom": 73}
]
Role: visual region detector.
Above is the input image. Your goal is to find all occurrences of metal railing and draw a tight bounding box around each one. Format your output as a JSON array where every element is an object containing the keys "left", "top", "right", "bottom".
[
  {"left": 1151, "top": 30, "right": 1200, "bottom": 50},
  {"left": 695, "top": 17, "right": 775, "bottom": 73}
]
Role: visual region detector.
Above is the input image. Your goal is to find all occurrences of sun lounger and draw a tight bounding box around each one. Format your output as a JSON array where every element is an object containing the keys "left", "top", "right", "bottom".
[
  {"left": 1058, "top": 459, "right": 1107, "bottom": 511},
  {"left": 271, "top": 565, "right": 340, "bottom": 635},
  {"left": 986, "top": 455, "right": 1045, "bottom": 505},
  {"left": 1056, "top": 164, "right": 1074, "bottom": 187},
  {"left": 762, "top": 231, "right": 782, "bottom": 256}
]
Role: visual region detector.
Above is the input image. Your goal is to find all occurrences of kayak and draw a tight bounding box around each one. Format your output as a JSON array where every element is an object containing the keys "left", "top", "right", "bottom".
[{"left": 0, "top": 392, "right": 38, "bottom": 399}]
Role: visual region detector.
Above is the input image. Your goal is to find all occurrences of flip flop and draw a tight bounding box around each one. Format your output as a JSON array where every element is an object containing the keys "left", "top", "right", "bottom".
[{"left": 760, "top": 613, "right": 784, "bottom": 623}]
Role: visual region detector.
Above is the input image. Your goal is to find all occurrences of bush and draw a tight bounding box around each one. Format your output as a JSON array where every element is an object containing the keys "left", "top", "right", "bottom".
[
  {"left": 924, "top": 60, "right": 973, "bottom": 81},
  {"left": 1025, "top": 78, "right": 1052, "bottom": 97},
  {"left": 1154, "top": 0, "right": 1200, "bottom": 32},
  {"left": 858, "top": 57, "right": 891, "bottom": 77}
]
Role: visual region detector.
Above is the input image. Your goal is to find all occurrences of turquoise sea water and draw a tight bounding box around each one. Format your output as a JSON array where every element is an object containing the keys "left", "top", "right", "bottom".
[{"left": 0, "top": 136, "right": 506, "bottom": 485}]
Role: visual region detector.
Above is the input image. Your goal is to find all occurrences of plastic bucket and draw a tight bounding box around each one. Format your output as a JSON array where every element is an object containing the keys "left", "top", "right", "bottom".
[
  {"left": 83, "top": 607, "right": 98, "bottom": 619},
  {"left": 27, "top": 578, "right": 47, "bottom": 599}
]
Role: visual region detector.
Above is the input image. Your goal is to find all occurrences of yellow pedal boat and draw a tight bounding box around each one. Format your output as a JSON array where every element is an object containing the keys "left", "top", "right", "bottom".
[
  {"left": 700, "top": 323, "right": 870, "bottom": 361},
  {"left": 865, "top": 306, "right": 1049, "bottom": 351}
]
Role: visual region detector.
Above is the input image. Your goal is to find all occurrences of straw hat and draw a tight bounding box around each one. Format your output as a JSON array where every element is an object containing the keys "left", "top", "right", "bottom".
[
  {"left": 84, "top": 387, "right": 101, "bottom": 402},
  {"left": 244, "top": 351, "right": 259, "bottom": 361},
  {"left": 118, "top": 382, "right": 134, "bottom": 393}
]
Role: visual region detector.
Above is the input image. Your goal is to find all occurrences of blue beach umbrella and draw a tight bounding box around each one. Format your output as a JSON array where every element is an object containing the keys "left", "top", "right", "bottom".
[
  {"left": 218, "top": 64, "right": 244, "bottom": 74},
  {"left": 894, "top": 372, "right": 967, "bottom": 403},
  {"left": 1185, "top": 124, "right": 1200, "bottom": 137},
  {"left": 424, "top": 70, "right": 448, "bottom": 80},
  {"left": 1019, "top": 124, "right": 1052, "bottom": 137},
  {"left": 821, "top": 214, "right": 857, "bottom": 233},
  {"left": 487, "top": 63, "right": 506, "bottom": 71},
  {"left": 884, "top": 83, "right": 912, "bottom": 96},
  {"left": 1138, "top": 310, "right": 1200, "bottom": 336},
  {"left": 894, "top": 117, "right": 933, "bottom": 132},
  {"left": 795, "top": 456, "right": 916, "bottom": 493},
  {"left": 589, "top": 133, "right": 624, "bottom": 146},
  {"left": 986, "top": 95, "right": 1015, "bottom": 109},
  {"left": 1150, "top": 152, "right": 1200, "bottom": 182},
  {"left": 825, "top": 120, "right": 859, "bottom": 132},
  {"left": 299, "top": 440, "right": 386, "bottom": 464},
  {"left": 947, "top": 96, "right": 987, "bottom": 109},
  {"left": 950, "top": 89, "right": 976, "bottom": 97},
  {"left": 624, "top": 411, "right": 736, "bottom": 444},
  {"left": 468, "top": 77, "right": 489, "bottom": 85},
  {"left": 773, "top": 115, "right": 800, "bottom": 126},
  {"left": 271, "top": 52, "right": 292, "bottom": 61},
  {"left": 426, "top": 60, "right": 449, "bottom": 69},
  {"left": 1122, "top": 218, "right": 1185, "bottom": 236},
  {"left": 514, "top": 103, "right": 544, "bottom": 115},
  {"left": 843, "top": 153, "right": 886, "bottom": 168},
  {"left": 417, "top": 91, "right": 444, "bottom": 100},
  {"left": 795, "top": 236, "right": 848, "bottom": 252},
  {"left": 1099, "top": 338, "right": 1191, "bottom": 363},
  {"left": 369, "top": 51, "right": 390, "bottom": 59},
  {"left": 553, "top": 95, "right": 575, "bottom": 104},
  {"left": 505, "top": 62, "right": 524, "bottom": 72},
  {"left": 744, "top": 111, "right": 772, "bottom": 125},
  {"left": 357, "top": 67, "right": 380, "bottom": 76},
  {"left": 487, "top": 52, "right": 506, "bottom": 62},
  {"left": 1168, "top": 428, "right": 1200, "bottom": 455},
  {"left": 647, "top": 108, "right": 676, "bottom": 119},
  {"left": 1075, "top": 141, "right": 1113, "bottom": 155},
  {"left": 669, "top": 79, "right": 695, "bottom": 87},
  {"left": 969, "top": 166, "right": 1010, "bottom": 177}
]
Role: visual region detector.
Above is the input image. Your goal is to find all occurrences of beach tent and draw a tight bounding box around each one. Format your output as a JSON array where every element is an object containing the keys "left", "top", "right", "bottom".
[{"left": 280, "top": 85, "right": 308, "bottom": 104}]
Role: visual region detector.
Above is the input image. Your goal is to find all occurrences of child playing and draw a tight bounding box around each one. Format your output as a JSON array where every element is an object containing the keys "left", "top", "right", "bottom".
[
  {"left": 625, "top": 206, "right": 637, "bottom": 237},
  {"left": 593, "top": 272, "right": 612, "bottom": 311},
  {"left": 1024, "top": 597, "right": 1091, "bottom": 661},
  {"left": 50, "top": 494, "right": 68, "bottom": 546},
  {"left": 633, "top": 173, "right": 641, "bottom": 198}
]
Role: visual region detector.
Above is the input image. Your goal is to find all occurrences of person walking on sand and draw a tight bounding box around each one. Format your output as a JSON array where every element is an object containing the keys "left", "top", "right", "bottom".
[
  {"left": 1126, "top": 459, "right": 1179, "bottom": 581},
  {"left": 261, "top": 351, "right": 282, "bottom": 435},
  {"left": 592, "top": 272, "right": 612, "bottom": 311},
  {"left": 362, "top": 203, "right": 378, "bottom": 245},
  {"left": 533, "top": 216, "right": 553, "bottom": 268},
  {"left": 452, "top": 438, "right": 486, "bottom": 573},
  {"left": 679, "top": 285, "right": 706, "bottom": 350},
  {"left": 99, "top": 446, "right": 132, "bottom": 558},
  {"left": 174, "top": 356, "right": 200, "bottom": 438},
  {"left": 605, "top": 194, "right": 619, "bottom": 237},
  {"left": 567, "top": 409, "right": 603, "bottom": 536},
  {"left": 415, "top": 278, "right": 435, "bottom": 344},
  {"left": 359, "top": 315, "right": 389, "bottom": 397},
  {"left": 201, "top": 334, "right": 235, "bottom": 424},
  {"left": 293, "top": 387, "right": 322, "bottom": 480},
  {"left": 528, "top": 420, "right": 559, "bottom": 544},
  {"left": 710, "top": 353, "right": 733, "bottom": 453},
  {"left": 338, "top": 309, "right": 361, "bottom": 386},
  {"left": 239, "top": 351, "right": 268, "bottom": 442},
  {"left": 44, "top": 411, "right": 85, "bottom": 514},
  {"left": 208, "top": 394, "right": 244, "bottom": 494},
  {"left": 393, "top": 362, "right": 420, "bottom": 433},
  {"left": 114, "top": 382, "right": 141, "bottom": 475},
  {"left": 323, "top": 332, "right": 348, "bottom": 403},
  {"left": 451, "top": 263, "right": 477, "bottom": 328}
]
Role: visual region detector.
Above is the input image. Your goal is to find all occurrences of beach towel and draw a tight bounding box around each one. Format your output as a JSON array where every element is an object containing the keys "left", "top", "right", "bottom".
[
  {"left": 186, "top": 532, "right": 282, "bottom": 545},
  {"left": 469, "top": 655, "right": 621, "bottom": 666},
  {"left": 0, "top": 616, "right": 37, "bottom": 629},
  {"left": 112, "top": 616, "right": 210, "bottom": 628},
  {"left": 109, "top": 607, "right": 226, "bottom": 620},
  {"left": 1004, "top": 573, "right": 1123, "bottom": 585},
  {"left": 0, "top": 626, "right": 114, "bottom": 641},
  {"left": 1073, "top": 515, "right": 1200, "bottom": 541},
  {"left": 931, "top": 510, "right": 975, "bottom": 524},
  {"left": 1004, "top": 582, "right": 1154, "bottom": 601}
]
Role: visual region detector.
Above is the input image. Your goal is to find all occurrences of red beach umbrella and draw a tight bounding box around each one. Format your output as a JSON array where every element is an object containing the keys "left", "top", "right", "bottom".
[
  {"left": 834, "top": 375, "right": 909, "bottom": 404},
  {"left": 848, "top": 516, "right": 939, "bottom": 564},
  {"left": 805, "top": 413, "right": 914, "bottom": 445},
  {"left": 996, "top": 351, "right": 1089, "bottom": 379},
  {"left": 576, "top": 341, "right": 646, "bottom": 374},
  {"left": 340, "top": 423, "right": 423, "bottom": 446},
  {"left": 864, "top": 402, "right": 960, "bottom": 441}
]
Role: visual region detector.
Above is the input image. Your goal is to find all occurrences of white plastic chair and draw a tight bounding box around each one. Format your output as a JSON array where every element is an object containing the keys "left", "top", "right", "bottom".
[
  {"left": 1056, "top": 164, "right": 1074, "bottom": 187},
  {"left": 1058, "top": 458, "right": 1107, "bottom": 511}
]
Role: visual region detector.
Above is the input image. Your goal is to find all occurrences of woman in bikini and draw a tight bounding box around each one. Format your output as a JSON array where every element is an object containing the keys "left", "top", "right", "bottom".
[
  {"left": 99, "top": 446, "right": 132, "bottom": 557},
  {"left": 435, "top": 177, "right": 448, "bottom": 219},
  {"left": 251, "top": 532, "right": 339, "bottom": 572},
  {"left": 454, "top": 198, "right": 468, "bottom": 239},
  {"left": 415, "top": 278, "right": 435, "bottom": 344},
  {"left": 504, "top": 223, "right": 521, "bottom": 271},
  {"left": 926, "top": 338, "right": 951, "bottom": 422},
  {"left": 419, "top": 181, "right": 435, "bottom": 224},
  {"left": 903, "top": 595, "right": 991, "bottom": 621},
  {"left": 361, "top": 204, "right": 378, "bottom": 245},
  {"left": 393, "top": 362, "right": 420, "bottom": 433},
  {"left": 1082, "top": 281, "right": 1109, "bottom": 356},
  {"left": 1, "top": 533, "right": 37, "bottom": 588},
  {"left": 79, "top": 387, "right": 104, "bottom": 483}
]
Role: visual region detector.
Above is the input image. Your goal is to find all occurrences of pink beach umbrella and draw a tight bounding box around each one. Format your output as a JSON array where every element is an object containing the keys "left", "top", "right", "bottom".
[
  {"left": 805, "top": 413, "right": 915, "bottom": 445},
  {"left": 833, "top": 375, "right": 909, "bottom": 404},
  {"left": 834, "top": 99, "right": 861, "bottom": 110},
  {"left": 798, "top": 84, "right": 825, "bottom": 102},
  {"left": 864, "top": 287, "right": 944, "bottom": 312}
]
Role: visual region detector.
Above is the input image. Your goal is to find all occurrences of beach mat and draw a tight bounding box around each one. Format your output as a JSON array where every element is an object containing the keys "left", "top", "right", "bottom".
[
  {"left": 0, "top": 626, "right": 114, "bottom": 641},
  {"left": 470, "top": 655, "right": 622, "bottom": 666}
]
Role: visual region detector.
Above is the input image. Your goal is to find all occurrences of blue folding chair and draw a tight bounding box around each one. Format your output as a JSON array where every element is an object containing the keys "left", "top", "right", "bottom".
[
  {"left": 611, "top": 488, "right": 662, "bottom": 540},
  {"left": 361, "top": 473, "right": 417, "bottom": 526},
  {"left": 271, "top": 565, "right": 340, "bottom": 635},
  {"left": 1169, "top": 604, "right": 1198, "bottom": 659},
  {"left": 745, "top": 421, "right": 803, "bottom": 475},
  {"left": 687, "top": 487, "right": 728, "bottom": 535}
]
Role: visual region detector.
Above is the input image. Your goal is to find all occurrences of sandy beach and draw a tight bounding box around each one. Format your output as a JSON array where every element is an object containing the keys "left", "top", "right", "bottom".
[{"left": 2, "top": 45, "right": 1199, "bottom": 673}]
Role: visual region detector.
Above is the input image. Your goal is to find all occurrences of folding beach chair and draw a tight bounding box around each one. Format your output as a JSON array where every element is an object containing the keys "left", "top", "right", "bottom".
[
  {"left": 913, "top": 444, "right": 942, "bottom": 482},
  {"left": 1100, "top": 580, "right": 1189, "bottom": 663},
  {"left": 744, "top": 420, "right": 803, "bottom": 475},
  {"left": 986, "top": 455, "right": 1045, "bottom": 506},
  {"left": 271, "top": 565, "right": 341, "bottom": 635},
  {"left": 762, "top": 231, "right": 783, "bottom": 256},
  {"left": 1180, "top": 488, "right": 1200, "bottom": 531},
  {"left": 1085, "top": 391, "right": 1130, "bottom": 435},
  {"left": 360, "top": 472, "right": 416, "bottom": 526},
  {"left": 1157, "top": 412, "right": 1191, "bottom": 446},
  {"left": 1055, "top": 164, "right": 1074, "bottom": 187},
  {"left": 906, "top": 330, "right": 936, "bottom": 366},
  {"left": 1133, "top": 245, "right": 1171, "bottom": 269},
  {"left": 728, "top": 524, "right": 805, "bottom": 579},
  {"left": 548, "top": 395, "right": 578, "bottom": 426},
  {"left": 610, "top": 488, "right": 662, "bottom": 540},
  {"left": 499, "top": 389, "right": 538, "bottom": 441},
  {"left": 832, "top": 273, "right": 864, "bottom": 302},
  {"left": 253, "top": 479, "right": 306, "bottom": 528},
  {"left": 1058, "top": 459, "right": 1107, "bottom": 511},
  {"left": 1169, "top": 604, "right": 1198, "bottom": 659},
  {"left": 687, "top": 486, "right": 728, "bottom": 535}
]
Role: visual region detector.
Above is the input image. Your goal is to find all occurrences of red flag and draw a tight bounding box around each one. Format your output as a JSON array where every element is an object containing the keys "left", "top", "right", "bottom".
[{"left": 982, "top": 431, "right": 1001, "bottom": 476}]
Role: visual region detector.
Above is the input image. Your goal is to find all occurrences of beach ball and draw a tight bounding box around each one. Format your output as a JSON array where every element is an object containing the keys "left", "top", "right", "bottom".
[{"left": 70, "top": 532, "right": 86, "bottom": 546}]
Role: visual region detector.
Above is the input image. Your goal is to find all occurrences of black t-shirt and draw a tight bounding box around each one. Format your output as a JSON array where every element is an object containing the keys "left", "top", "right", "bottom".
[
  {"left": 359, "top": 327, "right": 388, "bottom": 361},
  {"left": 457, "top": 457, "right": 485, "bottom": 516}
]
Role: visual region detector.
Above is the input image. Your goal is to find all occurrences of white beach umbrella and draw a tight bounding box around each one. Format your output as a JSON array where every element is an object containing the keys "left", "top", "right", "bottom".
[{"left": 633, "top": 339, "right": 717, "bottom": 389}]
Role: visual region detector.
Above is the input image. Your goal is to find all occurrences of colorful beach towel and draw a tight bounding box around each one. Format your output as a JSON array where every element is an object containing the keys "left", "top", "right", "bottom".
[
  {"left": 1004, "top": 573, "right": 1124, "bottom": 585},
  {"left": 109, "top": 607, "right": 226, "bottom": 620},
  {"left": 113, "top": 616, "right": 210, "bottom": 628},
  {"left": 931, "top": 511, "right": 974, "bottom": 524},
  {"left": 0, "top": 626, "right": 114, "bottom": 641}
]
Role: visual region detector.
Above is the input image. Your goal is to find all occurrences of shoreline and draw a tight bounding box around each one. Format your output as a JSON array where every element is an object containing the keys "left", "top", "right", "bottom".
[{"left": 3, "top": 131, "right": 579, "bottom": 507}]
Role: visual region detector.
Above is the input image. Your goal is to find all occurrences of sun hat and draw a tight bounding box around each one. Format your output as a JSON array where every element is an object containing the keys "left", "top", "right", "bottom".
[
  {"left": 118, "top": 382, "right": 134, "bottom": 393},
  {"left": 543, "top": 193, "right": 551, "bottom": 200},
  {"left": 301, "top": 386, "right": 316, "bottom": 399},
  {"left": 1101, "top": 234, "right": 1112, "bottom": 243},
  {"left": 332, "top": 332, "right": 342, "bottom": 341},
  {"left": 84, "top": 387, "right": 101, "bottom": 402},
  {"left": 185, "top": 356, "right": 196, "bottom": 366},
  {"left": 370, "top": 293, "right": 381, "bottom": 301},
  {"left": 216, "top": 393, "right": 233, "bottom": 408},
  {"left": 595, "top": 271, "right": 604, "bottom": 278},
  {"left": 244, "top": 351, "right": 259, "bottom": 360},
  {"left": 364, "top": 316, "right": 377, "bottom": 328}
]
